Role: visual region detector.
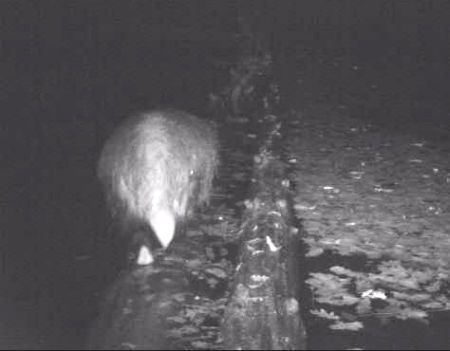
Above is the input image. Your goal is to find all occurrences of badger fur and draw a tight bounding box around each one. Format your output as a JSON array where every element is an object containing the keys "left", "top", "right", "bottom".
[{"left": 97, "top": 109, "right": 218, "bottom": 254}]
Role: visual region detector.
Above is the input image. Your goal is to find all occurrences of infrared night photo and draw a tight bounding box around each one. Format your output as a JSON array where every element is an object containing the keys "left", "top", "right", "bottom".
[{"left": 1, "top": 1, "right": 449, "bottom": 350}]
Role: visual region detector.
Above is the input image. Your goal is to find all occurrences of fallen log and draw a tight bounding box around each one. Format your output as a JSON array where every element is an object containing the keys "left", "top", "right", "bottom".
[
  {"left": 88, "top": 257, "right": 189, "bottom": 350},
  {"left": 222, "top": 116, "right": 307, "bottom": 350},
  {"left": 87, "top": 230, "right": 230, "bottom": 350}
]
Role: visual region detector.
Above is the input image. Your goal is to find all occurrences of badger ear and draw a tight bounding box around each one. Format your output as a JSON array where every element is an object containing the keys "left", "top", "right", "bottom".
[{"left": 150, "top": 208, "right": 176, "bottom": 249}]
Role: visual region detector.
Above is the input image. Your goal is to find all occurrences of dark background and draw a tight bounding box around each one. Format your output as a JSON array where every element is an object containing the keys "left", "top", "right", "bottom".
[
  {"left": 1, "top": 1, "right": 238, "bottom": 348},
  {"left": 1, "top": 1, "right": 449, "bottom": 348}
]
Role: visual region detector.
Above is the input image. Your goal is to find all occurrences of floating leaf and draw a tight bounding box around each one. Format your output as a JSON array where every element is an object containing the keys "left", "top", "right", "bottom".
[
  {"left": 329, "top": 321, "right": 364, "bottom": 331},
  {"left": 310, "top": 308, "right": 340, "bottom": 320}
]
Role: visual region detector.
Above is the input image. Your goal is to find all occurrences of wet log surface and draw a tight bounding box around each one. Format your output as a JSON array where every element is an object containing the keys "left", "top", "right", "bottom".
[
  {"left": 88, "top": 236, "right": 230, "bottom": 350},
  {"left": 88, "top": 254, "right": 190, "bottom": 350}
]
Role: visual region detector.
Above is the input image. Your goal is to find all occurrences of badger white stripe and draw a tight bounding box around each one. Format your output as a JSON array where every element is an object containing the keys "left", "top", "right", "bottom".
[{"left": 150, "top": 208, "right": 176, "bottom": 249}]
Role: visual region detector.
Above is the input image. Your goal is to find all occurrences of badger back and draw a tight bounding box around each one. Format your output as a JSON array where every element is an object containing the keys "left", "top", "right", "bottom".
[{"left": 97, "top": 109, "right": 218, "bottom": 247}]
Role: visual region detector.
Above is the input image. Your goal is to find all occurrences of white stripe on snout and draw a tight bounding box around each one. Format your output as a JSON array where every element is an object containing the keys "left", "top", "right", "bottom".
[{"left": 150, "top": 208, "right": 176, "bottom": 249}]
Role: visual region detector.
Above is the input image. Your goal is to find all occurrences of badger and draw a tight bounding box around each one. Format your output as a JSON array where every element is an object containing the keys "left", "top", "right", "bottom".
[{"left": 97, "top": 109, "right": 218, "bottom": 264}]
